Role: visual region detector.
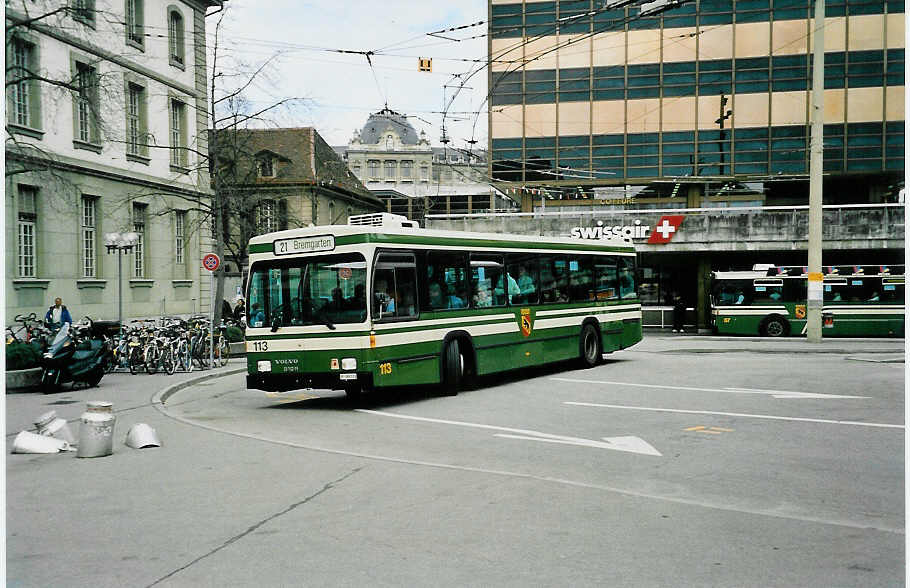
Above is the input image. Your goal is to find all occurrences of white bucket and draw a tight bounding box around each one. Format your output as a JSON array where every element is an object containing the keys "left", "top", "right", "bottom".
[{"left": 12, "top": 431, "right": 72, "bottom": 454}]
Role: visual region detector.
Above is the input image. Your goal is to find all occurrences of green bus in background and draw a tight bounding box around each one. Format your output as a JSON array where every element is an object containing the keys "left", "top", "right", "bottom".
[
  {"left": 712, "top": 264, "right": 904, "bottom": 337},
  {"left": 245, "top": 214, "right": 642, "bottom": 400}
]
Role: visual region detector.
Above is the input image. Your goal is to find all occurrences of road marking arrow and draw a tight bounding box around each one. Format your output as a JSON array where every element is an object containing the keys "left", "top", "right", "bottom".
[
  {"left": 495, "top": 433, "right": 661, "bottom": 456},
  {"left": 551, "top": 378, "right": 867, "bottom": 400},
  {"left": 357, "top": 409, "right": 662, "bottom": 456}
]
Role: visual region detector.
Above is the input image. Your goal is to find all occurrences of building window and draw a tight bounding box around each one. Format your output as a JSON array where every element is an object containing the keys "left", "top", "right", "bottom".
[
  {"left": 170, "top": 98, "right": 187, "bottom": 167},
  {"left": 175, "top": 210, "right": 185, "bottom": 264},
  {"left": 352, "top": 164, "right": 361, "bottom": 177},
  {"left": 81, "top": 196, "right": 96, "bottom": 277},
  {"left": 75, "top": 61, "right": 98, "bottom": 144},
  {"left": 368, "top": 159, "right": 380, "bottom": 179},
  {"left": 126, "top": 83, "right": 144, "bottom": 156},
  {"left": 72, "top": 0, "right": 95, "bottom": 26},
  {"left": 168, "top": 9, "right": 184, "bottom": 66},
  {"left": 126, "top": 0, "right": 144, "bottom": 49},
  {"left": 133, "top": 203, "right": 146, "bottom": 278},
  {"left": 420, "top": 165, "right": 429, "bottom": 181},
  {"left": 384, "top": 160, "right": 396, "bottom": 180},
  {"left": 9, "top": 38, "right": 34, "bottom": 128},
  {"left": 400, "top": 160, "right": 412, "bottom": 179},
  {"left": 386, "top": 135, "right": 394, "bottom": 150},
  {"left": 258, "top": 200, "right": 278, "bottom": 233},
  {"left": 258, "top": 157, "right": 274, "bottom": 178},
  {"left": 18, "top": 186, "right": 37, "bottom": 278}
]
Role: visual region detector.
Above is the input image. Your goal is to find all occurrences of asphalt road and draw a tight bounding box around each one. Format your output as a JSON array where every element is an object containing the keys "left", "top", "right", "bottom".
[{"left": 6, "top": 336, "right": 905, "bottom": 587}]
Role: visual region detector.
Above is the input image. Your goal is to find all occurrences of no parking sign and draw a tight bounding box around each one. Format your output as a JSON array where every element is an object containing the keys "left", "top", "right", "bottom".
[{"left": 202, "top": 253, "right": 221, "bottom": 272}]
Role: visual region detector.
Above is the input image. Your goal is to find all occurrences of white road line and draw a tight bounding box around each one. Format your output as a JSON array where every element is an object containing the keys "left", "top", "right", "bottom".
[
  {"left": 357, "top": 409, "right": 661, "bottom": 456},
  {"left": 550, "top": 378, "right": 868, "bottom": 400},
  {"left": 564, "top": 401, "right": 904, "bottom": 429}
]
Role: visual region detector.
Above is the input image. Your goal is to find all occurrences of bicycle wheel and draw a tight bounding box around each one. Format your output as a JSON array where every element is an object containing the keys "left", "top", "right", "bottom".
[
  {"left": 199, "top": 338, "right": 211, "bottom": 368},
  {"left": 217, "top": 336, "right": 229, "bottom": 367},
  {"left": 145, "top": 344, "right": 159, "bottom": 375},
  {"left": 128, "top": 346, "right": 144, "bottom": 375},
  {"left": 177, "top": 339, "right": 192, "bottom": 373},
  {"left": 163, "top": 347, "right": 176, "bottom": 375}
]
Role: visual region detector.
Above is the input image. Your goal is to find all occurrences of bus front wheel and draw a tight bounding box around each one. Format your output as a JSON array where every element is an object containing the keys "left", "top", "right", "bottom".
[
  {"left": 761, "top": 315, "right": 789, "bottom": 337},
  {"left": 579, "top": 324, "right": 602, "bottom": 368},
  {"left": 442, "top": 340, "right": 463, "bottom": 396}
]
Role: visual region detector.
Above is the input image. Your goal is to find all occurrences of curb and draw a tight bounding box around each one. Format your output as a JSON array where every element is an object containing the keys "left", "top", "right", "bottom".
[{"left": 154, "top": 365, "right": 247, "bottom": 406}]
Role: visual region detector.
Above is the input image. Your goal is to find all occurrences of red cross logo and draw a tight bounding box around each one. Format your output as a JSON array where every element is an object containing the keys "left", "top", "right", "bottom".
[{"left": 647, "top": 215, "right": 685, "bottom": 244}]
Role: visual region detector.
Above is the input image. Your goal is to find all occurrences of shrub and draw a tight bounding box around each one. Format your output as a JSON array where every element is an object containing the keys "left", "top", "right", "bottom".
[
  {"left": 224, "top": 326, "right": 244, "bottom": 343},
  {"left": 6, "top": 342, "right": 41, "bottom": 371}
]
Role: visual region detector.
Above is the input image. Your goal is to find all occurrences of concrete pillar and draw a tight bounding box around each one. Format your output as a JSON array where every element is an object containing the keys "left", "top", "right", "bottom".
[
  {"left": 467, "top": 194, "right": 473, "bottom": 213},
  {"left": 696, "top": 256, "right": 712, "bottom": 333},
  {"left": 521, "top": 193, "right": 532, "bottom": 212},
  {"left": 686, "top": 184, "right": 702, "bottom": 209}
]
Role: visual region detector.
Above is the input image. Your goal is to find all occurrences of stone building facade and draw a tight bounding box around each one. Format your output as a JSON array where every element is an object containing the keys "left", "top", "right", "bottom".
[{"left": 6, "top": 0, "right": 218, "bottom": 322}]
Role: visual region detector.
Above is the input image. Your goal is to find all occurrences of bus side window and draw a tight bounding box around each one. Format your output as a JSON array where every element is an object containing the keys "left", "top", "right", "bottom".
[
  {"left": 882, "top": 283, "right": 904, "bottom": 303},
  {"left": 618, "top": 257, "right": 636, "bottom": 299},
  {"left": 471, "top": 254, "right": 507, "bottom": 308},
  {"left": 596, "top": 257, "right": 618, "bottom": 301},
  {"left": 568, "top": 256, "right": 594, "bottom": 302},
  {"left": 539, "top": 256, "right": 558, "bottom": 303},
  {"left": 508, "top": 253, "right": 539, "bottom": 304},
  {"left": 373, "top": 252, "right": 417, "bottom": 320},
  {"left": 424, "top": 251, "right": 468, "bottom": 311}
]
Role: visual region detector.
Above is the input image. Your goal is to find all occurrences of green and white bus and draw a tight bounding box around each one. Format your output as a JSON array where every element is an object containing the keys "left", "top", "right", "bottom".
[
  {"left": 244, "top": 214, "right": 642, "bottom": 399},
  {"left": 712, "top": 264, "right": 904, "bottom": 337}
]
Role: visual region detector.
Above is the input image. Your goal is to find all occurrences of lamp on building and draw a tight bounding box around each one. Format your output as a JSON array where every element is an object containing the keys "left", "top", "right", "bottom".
[{"left": 104, "top": 232, "right": 140, "bottom": 326}]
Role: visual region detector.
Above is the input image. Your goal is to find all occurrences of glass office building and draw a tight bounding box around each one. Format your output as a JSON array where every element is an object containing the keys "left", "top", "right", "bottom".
[{"left": 488, "top": 0, "right": 904, "bottom": 202}]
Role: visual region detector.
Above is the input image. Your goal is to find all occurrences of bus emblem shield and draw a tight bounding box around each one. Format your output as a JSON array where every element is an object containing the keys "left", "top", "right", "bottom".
[
  {"left": 795, "top": 305, "right": 806, "bottom": 319},
  {"left": 520, "top": 308, "right": 533, "bottom": 337}
]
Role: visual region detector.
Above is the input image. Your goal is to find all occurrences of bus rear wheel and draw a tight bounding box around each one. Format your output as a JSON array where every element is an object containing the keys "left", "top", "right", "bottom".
[
  {"left": 761, "top": 315, "right": 789, "bottom": 337},
  {"left": 579, "top": 324, "right": 602, "bottom": 368},
  {"left": 442, "top": 339, "right": 463, "bottom": 396}
]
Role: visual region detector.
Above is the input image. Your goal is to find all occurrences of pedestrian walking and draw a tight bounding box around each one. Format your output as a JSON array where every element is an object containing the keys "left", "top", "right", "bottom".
[{"left": 672, "top": 293, "right": 686, "bottom": 333}]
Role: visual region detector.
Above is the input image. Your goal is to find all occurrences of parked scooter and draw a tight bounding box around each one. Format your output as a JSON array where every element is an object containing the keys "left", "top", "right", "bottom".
[{"left": 40, "top": 319, "right": 111, "bottom": 393}]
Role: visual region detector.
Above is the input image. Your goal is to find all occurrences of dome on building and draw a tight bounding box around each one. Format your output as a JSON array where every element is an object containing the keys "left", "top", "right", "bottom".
[{"left": 359, "top": 105, "right": 422, "bottom": 146}]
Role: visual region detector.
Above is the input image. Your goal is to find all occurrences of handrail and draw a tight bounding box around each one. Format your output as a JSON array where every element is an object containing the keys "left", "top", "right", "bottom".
[{"left": 425, "top": 203, "right": 903, "bottom": 219}]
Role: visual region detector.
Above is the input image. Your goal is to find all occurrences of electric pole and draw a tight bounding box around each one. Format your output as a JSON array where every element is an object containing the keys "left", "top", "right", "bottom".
[{"left": 807, "top": 0, "right": 825, "bottom": 342}]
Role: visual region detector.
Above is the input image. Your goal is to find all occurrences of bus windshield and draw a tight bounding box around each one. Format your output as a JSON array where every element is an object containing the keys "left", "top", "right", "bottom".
[{"left": 247, "top": 253, "right": 367, "bottom": 328}]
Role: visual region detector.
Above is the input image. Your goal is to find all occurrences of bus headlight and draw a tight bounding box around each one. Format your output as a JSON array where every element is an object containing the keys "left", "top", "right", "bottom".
[
  {"left": 257, "top": 360, "right": 271, "bottom": 372},
  {"left": 341, "top": 358, "right": 357, "bottom": 370}
]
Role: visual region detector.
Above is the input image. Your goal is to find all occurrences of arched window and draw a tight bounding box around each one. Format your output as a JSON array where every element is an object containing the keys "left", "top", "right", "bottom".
[
  {"left": 168, "top": 7, "right": 185, "bottom": 67},
  {"left": 386, "top": 135, "right": 394, "bottom": 150}
]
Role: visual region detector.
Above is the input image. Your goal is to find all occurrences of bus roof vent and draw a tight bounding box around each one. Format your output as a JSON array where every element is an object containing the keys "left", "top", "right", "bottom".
[{"left": 348, "top": 213, "right": 418, "bottom": 228}]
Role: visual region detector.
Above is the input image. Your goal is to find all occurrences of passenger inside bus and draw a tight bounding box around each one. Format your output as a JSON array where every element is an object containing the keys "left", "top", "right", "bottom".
[
  {"left": 429, "top": 282, "right": 464, "bottom": 309},
  {"left": 734, "top": 290, "right": 745, "bottom": 304},
  {"left": 868, "top": 291, "right": 880, "bottom": 302},
  {"left": 517, "top": 265, "right": 536, "bottom": 298},
  {"left": 374, "top": 279, "right": 396, "bottom": 313},
  {"left": 494, "top": 272, "right": 520, "bottom": 303}
]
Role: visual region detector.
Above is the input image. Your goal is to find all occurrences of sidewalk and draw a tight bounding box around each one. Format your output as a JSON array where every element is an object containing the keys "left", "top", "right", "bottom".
[
  {"left": 5, "top": 360, "right": 246, "bottom": 446},
  {"left": 640, "top": 330, "right": 905, "bottom": 357}
]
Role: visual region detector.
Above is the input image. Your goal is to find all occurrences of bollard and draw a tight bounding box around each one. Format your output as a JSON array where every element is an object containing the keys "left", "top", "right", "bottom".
[
  {"left": 34, "top": 410, "right": 76, "bottom": 446},
  {"left": 76, "top": 401, "right": 115, "bottom": 458}
]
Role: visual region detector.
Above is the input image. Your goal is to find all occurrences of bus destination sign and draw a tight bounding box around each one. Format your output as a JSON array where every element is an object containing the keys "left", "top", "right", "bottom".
[{"left": 273, "top": 235, "right": 335, "bottom": 256}]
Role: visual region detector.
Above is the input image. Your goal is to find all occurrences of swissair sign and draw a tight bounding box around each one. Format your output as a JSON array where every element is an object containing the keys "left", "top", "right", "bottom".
[{"left": 569, "top": 215, "right": 685, "bottom": 244}]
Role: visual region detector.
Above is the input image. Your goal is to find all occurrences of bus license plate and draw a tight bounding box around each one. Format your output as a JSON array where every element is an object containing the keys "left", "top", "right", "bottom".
[{"left": 339, "top": 373, "right": 357, "bottom": 381}]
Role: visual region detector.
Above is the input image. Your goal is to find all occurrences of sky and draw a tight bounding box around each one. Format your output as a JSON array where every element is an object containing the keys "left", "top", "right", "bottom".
[{"left": 212, "top": 1, "right": 489, "bottom": 150}]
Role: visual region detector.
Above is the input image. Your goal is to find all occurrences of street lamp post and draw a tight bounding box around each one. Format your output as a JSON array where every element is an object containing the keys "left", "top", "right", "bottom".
[{"left": 104, "top": 232, "right": 140, "bottom": 326}]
